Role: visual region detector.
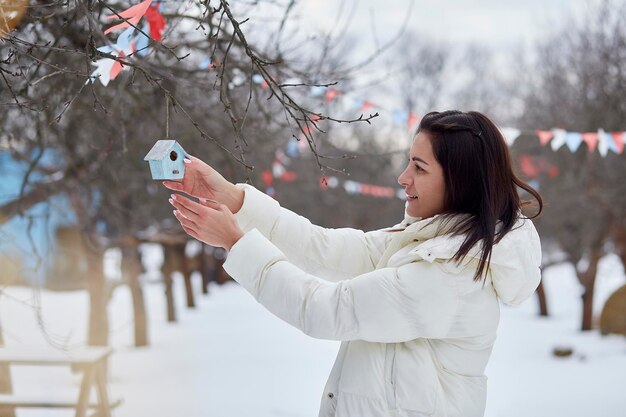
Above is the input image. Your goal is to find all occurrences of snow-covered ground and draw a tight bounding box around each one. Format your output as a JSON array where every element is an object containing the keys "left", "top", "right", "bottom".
[{"left": 1, "top": 249, "right": 625, "bottom": 417}]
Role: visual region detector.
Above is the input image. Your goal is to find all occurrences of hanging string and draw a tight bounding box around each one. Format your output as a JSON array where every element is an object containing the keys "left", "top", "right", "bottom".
[{"left": 165, "top": 94, "right": 170, "bottom": 139}]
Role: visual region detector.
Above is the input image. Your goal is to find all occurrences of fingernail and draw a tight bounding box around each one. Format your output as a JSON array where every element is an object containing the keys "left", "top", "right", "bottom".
[
  {"left": 171, "top": 194, "right": 176, "bottom": 200},
  {"left": 183, "top": 158, "right": 191, "bottom": 164},
  {"left": 168, "top": 198, "right": 174, "bottom": 205},
  {"left": 173, "top": 210, "right": 177, "bottom": 216}
]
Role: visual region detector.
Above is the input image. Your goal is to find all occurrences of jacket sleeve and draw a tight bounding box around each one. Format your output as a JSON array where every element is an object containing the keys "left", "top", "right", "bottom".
[
  {"left": 223, "top": 228, "right": 460, "bottom": 343},
  {"left": 233, "top": 184, "right": 391, "bottom": 281}
]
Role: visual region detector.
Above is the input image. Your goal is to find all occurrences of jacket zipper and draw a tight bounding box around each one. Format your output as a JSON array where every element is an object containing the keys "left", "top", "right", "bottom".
[{"left": 385, "top": 344, "right": 397, "bottom": 410}]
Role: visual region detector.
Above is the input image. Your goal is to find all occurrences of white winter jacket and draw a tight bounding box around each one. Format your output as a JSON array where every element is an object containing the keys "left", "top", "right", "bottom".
[{"left": 223, "top": 184, "right": 542, "bottom": 417}]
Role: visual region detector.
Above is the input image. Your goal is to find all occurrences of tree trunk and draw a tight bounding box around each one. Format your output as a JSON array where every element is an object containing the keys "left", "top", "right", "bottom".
[
  {"left": 581, "top": 279, "right": 596, "bottom": 331},
  {"left": 87, "top": 247, "right": 109, "bottom": 346},
  {"left": 613, "top": 223, "right": 626, "bottom": 271},
  {"left": 162, "top": 245, "right": 177, "bottom": 322},
  {"left": 121, "top": 245, "right": 149, "bottom": 347},
  {"left": 0, "top": 313, "right": 16, "bottom": 417},
  {"left": 578, "top": 244, "right": 603, "bottom": 331},
  {"left": 535, "top": 278, "right": 549, "bottom": 317},
  {"left": 199, "top": 244, "right": 210, "bottom": 295}
]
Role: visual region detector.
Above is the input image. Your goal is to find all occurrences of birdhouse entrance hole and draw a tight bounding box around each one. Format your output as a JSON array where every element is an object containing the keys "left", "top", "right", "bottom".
[{"left": 170, "top": 151, "right": 178, "bottom": 161}]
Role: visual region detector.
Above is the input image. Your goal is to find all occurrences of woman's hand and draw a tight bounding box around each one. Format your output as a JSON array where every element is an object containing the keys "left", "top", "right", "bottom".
[
  {"left": 169, "top": 193, "right": 244, "bottom": 251},
  {"left": 162, "top": 155, "right": 244, "bottom": 214}
]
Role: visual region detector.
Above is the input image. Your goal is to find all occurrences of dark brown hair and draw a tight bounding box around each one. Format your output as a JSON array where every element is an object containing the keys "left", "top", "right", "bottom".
[{"left": 416, "top": 110, "right": 543, "bottom": 282}]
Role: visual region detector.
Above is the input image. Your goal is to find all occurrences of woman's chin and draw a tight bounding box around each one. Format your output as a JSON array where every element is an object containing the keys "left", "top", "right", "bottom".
[{"left": 405, "top": 207, "right": 421, "bottom": 218}]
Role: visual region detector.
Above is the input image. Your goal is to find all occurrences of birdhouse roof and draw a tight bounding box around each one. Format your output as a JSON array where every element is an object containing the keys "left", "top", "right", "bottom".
[{"left": 144, "top": 140, "right": 185, "bottom": 161}]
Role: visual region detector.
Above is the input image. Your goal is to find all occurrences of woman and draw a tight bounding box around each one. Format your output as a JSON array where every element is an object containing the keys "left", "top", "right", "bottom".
[{"left": 164, "top": 110, "right": 543, "bottom": 417}]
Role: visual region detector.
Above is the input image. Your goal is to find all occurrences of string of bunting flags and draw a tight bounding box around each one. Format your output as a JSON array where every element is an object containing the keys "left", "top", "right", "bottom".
[
  {"left": 247, "top": 74, "right": 626, "bottom": 157},
  {"left": 263, "top": 122, "right": 624, "bottom": 200},
  {"left": 87, "top": 0, "right": 165, "bottom": 86}
]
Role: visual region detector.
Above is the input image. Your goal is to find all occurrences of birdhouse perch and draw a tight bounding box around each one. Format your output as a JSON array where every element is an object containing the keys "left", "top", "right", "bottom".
[{"left": 144, "top": 140, "right": 188, "bottom": 181}]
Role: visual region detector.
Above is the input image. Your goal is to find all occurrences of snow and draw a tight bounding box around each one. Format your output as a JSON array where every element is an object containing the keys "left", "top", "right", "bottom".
[{"left": 1, "top": 250, "right": 624, "bottom": 417}]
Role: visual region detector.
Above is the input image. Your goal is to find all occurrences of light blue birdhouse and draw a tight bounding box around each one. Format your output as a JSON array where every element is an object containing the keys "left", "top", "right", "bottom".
[{"left": 144, "top": 140, "right": 188, "bottom": 181}]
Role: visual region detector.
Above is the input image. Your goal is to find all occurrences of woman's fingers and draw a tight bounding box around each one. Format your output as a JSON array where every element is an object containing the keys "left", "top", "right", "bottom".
[
  {"left": 199, "top": 198, "right": 225, "bottom": 211},
  {"left": 173, "top": 209, "right": 199, "bottom": 230},
  {"left": 181, "top": 223, "right": 201, "bottom": 241},
  {"left": 170, "top": 193, "right": 206, "bottom": 217},
  {"left": 162, "top": 181, "right": 183, "bottom": 192}
]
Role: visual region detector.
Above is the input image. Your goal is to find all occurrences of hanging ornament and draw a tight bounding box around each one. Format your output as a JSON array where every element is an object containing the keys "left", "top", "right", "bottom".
[{"left": 0, "top": 0, "right": 28, "bottom": 37}]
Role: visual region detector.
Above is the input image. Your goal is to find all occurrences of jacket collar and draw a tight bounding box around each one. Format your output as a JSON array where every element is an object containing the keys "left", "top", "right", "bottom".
[{"left": 391, "top": 210, "right": 542, "bottom": 306}]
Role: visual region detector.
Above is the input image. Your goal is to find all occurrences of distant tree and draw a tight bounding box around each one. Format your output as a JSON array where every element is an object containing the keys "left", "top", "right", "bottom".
[{"left": 515, "top": 0, "right": 626, "bottom": 330}]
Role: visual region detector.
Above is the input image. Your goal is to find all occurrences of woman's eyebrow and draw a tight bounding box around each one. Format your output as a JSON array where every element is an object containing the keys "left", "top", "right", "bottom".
[{"left": 411, "top": 156, "right": 430, "bottom": 166}]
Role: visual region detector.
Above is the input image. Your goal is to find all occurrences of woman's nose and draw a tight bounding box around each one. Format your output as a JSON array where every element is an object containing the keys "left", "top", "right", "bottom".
[{"left": 397, "top": 167, "right": 410, "bottom": 186}]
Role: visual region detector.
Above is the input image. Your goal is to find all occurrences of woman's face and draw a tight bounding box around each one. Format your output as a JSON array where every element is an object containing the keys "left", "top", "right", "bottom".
[{"left": 397, "top": 131, "right": 446, "bottom": 218}]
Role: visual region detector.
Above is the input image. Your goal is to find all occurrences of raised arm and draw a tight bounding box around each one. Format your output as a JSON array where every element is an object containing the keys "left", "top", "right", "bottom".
[
  {"left": 232, "top": 184, "right": 392, "bottom": 281},
  {"left": 223, "top": 228, "right": 460, "bottom": 343}
]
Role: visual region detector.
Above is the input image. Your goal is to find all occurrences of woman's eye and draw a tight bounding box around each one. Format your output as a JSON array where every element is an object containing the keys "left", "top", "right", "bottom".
[{"left": 414, "top": 164, "right": 424, "bottom": 171}]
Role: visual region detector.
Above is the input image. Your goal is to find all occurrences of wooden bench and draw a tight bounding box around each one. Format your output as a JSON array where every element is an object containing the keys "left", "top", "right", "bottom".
[{"left": 0, "top": 346, "right": 122, "bottom": 417}]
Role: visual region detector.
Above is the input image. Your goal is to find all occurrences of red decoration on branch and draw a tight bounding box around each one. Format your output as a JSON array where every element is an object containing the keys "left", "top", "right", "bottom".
[
  {"left": 325, "top": 88, "right": 341, "bottom": 104},
  {"left": 105, "top": 0, "right": 152, "bottom": 35},
  {"left": 145, "top": 3, "right": 166, "bottom": 41},
  {"left": 109, "top": 51, "right": 126, "bottom": 79}
]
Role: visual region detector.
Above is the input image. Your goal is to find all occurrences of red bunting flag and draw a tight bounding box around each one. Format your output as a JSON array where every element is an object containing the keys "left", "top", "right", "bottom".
[
  {"left": 360, "top": 101, "right": 375, "bottom": 112},
  {"left": 320, "top": 177, "right": 329, "bottom": 190},
  {"left": 408, "top": 113, "right": 421, "bottom": 131},
  {"left": 109, "top": 51, "right": 126, "bottom": 79},
  {"left": 519, "top": 155, "right": 540, "bottom": 178},
  {"left": 547, "top": 166, "right": 560, "bottom": 178},
  {"left": 145, "top": 3, "right": 166, "bottom": 41},
  {"left": 325, "top": 88, "right": 341, "bottom": 104},
  {"left": 581, "top": 132, "right": 599, "bottom": 152},
  {"left": 105, "top": 0, "right": 152, "bottom": 35},
  {"left": 280, "top": 171, "right": 297, "bottom": 182},
  {"left": 536, "top": 130, "right": 553, "bottom": 146},
  {"left": 261, "top": 170, "right": 273, "bottom": 186}
]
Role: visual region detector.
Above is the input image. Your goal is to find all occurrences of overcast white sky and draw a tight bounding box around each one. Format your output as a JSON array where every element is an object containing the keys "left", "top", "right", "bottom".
[
  {"left": 236, "top": 0, "right": 599, "bottom": 130},
  {"left": 298, "top": 0, "right": 592, "bottom": 51}
]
